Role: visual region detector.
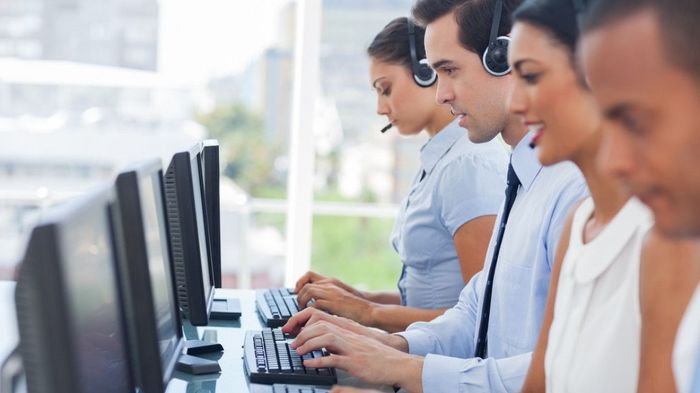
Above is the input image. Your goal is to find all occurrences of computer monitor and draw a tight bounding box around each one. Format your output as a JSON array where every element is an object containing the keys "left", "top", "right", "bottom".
[
  {"left": 14, "top": 187, "right": 135, "bottom": 393},
  {"left": 164, "top": 143, "right": 215, "bottom": 326},
  {"left": 115, "top": 159, "right": 183, "bottom": 392},
  {"left": 200, "top": 139, "right": 222, "bottom": 288}
]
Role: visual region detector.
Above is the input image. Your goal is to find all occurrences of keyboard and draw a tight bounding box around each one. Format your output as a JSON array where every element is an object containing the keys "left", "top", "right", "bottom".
[
  {"left": 256, "top": 288, "right": 300, "bottom": 327},
  {"left": 243, "top": 328, "right": 337, "bottom": 385},
  {"left": 249, "top": 384, "right": 330, "bottom": 393}
]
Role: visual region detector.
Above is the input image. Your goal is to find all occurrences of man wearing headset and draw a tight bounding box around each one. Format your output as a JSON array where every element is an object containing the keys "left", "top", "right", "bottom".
[
  {"left": 282, "top": 1, "right": 588, "bottom": 392},
  {"left": 578, "top": 1, "right": 700, "bottom": 392}
]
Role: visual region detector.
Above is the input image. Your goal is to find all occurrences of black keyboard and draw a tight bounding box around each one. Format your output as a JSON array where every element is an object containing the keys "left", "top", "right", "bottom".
[
  {"left": 255, "top": 288, "right": 300, "bottom": 327},
  {"left": 249, "top": 384, "right": 330, "bottom": 393},
  {"left": 243, "top": 328, "right": 337, "bottom": 385}
]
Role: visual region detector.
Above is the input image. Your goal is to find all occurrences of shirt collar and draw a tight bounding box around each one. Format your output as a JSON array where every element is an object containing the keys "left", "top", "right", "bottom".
[
  {"left": 420, "top": 119, "right": 464, "bottom": 175},
  {"left": 510, "top": 130, "right": 543, "bottom": 192},
  {"left": 573, "top": 197, "right": 653, "bottom": 283}
]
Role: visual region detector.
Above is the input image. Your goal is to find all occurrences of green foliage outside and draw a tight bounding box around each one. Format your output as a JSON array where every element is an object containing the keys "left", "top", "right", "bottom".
[
  {"left": 311, "top": 215, "right": 400, "bottom": 291},
  {"left": 196, "top": 103, "right": 285, "bottom": 197},
  {"left": 199, "top": 102, "right": 399, "bottom": 291},
  {"left": 253, "top": 212, "right": 400, "bottom": 291}
]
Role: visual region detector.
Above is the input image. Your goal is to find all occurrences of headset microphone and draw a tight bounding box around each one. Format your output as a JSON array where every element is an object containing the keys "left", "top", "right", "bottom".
[{"left": 380, "top": 123, "right": 393, "bottom": 133}]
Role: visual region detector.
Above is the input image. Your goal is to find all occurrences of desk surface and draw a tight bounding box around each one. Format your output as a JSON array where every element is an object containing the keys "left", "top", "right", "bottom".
[
  {"left": 164, "top": 288, "right": 258, "bottom": 393},
  {"left": 0, "top": 285, "right": 389, "bottom": 393}
]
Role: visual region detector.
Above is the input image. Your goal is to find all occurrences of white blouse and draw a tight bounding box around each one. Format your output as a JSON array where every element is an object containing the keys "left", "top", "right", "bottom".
[
  {"left": 545, "top": 197, "right": 653, "bottom": 393},
  {"left": 673, "top": 284, "right": 700, "bottom": 393}
]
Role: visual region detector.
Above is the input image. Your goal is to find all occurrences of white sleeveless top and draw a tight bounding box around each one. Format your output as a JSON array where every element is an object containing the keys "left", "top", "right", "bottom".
[
  {"left": 545, "top": 197, "right": 654, "bottom": 393},
  {"left": 673, "top": 284, "right": 700, "bottom": 393}
]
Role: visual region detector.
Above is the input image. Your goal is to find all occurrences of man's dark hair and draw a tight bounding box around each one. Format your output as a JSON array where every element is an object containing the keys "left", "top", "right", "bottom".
[
  {"left": 367, "top": 17, "right": 426, "bottom": 70},
  {"left": 581, "top": 0, "right": 700, "bottom": 80},
  {"left": 412, "top": 0, "right": 522, "bottom": 55}
]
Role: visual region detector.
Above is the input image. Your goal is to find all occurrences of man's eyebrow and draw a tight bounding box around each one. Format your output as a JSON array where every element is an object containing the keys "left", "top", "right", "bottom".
[{"left": 431, "top": 59, "right": 453, "bottom": 70}]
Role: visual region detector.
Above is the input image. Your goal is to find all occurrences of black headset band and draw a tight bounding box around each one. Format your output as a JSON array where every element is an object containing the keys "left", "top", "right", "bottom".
[
  {"left": 572, "top": 0, "right": 587, "bottom": 12},
  {"left": 488, "top": 0, "right": 504, "bottom": 49},
  {"left": 572, "top": 0, "right": 588, "bottom": 31},
  {"left": 407, "top": 19, "right": 419, "bottom": 74}
]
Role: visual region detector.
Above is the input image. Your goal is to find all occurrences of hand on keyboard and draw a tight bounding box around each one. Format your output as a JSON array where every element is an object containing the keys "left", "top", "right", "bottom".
[
  {"left": 288, "top": 321, "right": 421, "bottom": 389},
  {"left": 296, "top": 283, "right": 373, "bottom": 325},
  {"left": 281, "top": 308, "right": 389, "bottom": 345},
  {"left": 294, "top": 271, "right": 366, "bottom": 300}
]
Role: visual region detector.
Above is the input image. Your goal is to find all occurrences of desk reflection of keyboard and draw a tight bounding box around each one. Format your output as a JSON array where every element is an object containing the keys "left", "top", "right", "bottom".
[
  {"left": 244, "top": 328, "right": 336, "bottom": 385},
  {"left": 249, "top": 384, "right": 330, "bottom": 393}
]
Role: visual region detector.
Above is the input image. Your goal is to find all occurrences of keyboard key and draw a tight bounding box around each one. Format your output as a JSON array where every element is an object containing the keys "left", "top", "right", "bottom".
[
  {"left": 273, "top": 292, "right": 291, "bottom": 315},
  {"left": 284, "top": 297, "right": 298, "bottom": 314}
]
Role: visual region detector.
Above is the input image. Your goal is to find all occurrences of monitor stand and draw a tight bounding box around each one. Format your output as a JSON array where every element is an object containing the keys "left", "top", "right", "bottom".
[
  {"left": 210, "top": 296, "right": 241, "bottom": 320},
  {"left": 176, "top": 354, "right": 221, "bottom": 375},
  {"left": 183, "top": 339, "right": 223, "bottom": 356},
  {"left": 182, "top": 323, "right": 224, "bottom": 355}
]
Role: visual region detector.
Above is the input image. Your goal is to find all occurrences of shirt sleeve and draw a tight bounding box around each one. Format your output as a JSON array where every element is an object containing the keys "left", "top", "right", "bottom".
[
  {"left": 435, "top": 153, "right": 507, "bottom": 236},
  {"left": 420, "top": 352, "right": 532, "bottom": 393},
  {"left": 396, "top": 270, "right": 482, "bottom": 358}
]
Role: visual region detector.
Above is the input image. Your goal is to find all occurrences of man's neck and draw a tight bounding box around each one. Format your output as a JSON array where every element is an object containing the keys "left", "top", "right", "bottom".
[{"left": 501, "top": 114, "right": 528, "bottom": 148}]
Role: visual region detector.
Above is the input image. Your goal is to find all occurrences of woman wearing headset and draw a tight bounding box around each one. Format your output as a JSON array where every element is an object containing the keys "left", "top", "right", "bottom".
[{"left": 294, "top": 17, "right": 509, "bottom": 333}]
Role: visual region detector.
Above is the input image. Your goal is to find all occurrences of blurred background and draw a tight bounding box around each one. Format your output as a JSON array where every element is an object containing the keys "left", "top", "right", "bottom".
[{"left": 0, "top": 0, "right": 428, "bottom": 292}]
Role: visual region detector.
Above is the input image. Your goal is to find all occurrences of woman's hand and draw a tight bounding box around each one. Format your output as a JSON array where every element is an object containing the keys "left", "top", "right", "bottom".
[
  {"left": 294, "top": 271, "right": 366, "bottom": 299},
  {"left": 296, "top": 283, "right": 376, "bottom": 326}
]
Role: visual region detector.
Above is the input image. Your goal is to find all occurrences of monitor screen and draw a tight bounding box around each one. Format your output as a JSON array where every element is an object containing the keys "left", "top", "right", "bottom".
[
  {"left": 190, "top": 152, "right": 213, "bottom": 303},
  {"left": 61, "top": 207, "right": 131, "bottom": 393},
  {"left": 139, "top": 172, "right": 179, "bottom": 377}
]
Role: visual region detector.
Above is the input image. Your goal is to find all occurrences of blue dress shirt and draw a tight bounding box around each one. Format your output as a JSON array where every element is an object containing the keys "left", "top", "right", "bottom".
[
  {"left": 397, "top": 132, "right": 589, "bottom": 392},
  {"left": 390, "top": 120, "right": 508, "bottom": 309},
  {"left": 692, "top": 351, "right": 700, "bottom": 393}
]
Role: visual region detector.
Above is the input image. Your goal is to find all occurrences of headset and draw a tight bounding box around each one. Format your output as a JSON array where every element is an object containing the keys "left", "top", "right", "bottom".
[
  {"left": 407, "top": 18, "right": 437, "bottom": 87},
  {"left": 572, "top": 0, "right": 588, "bottom": 31},
  {"left": 482, "top": 0, "right": 511, "bottom": 77}
]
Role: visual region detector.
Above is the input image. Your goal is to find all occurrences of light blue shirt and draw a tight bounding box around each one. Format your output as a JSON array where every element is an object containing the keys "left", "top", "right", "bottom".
[
  {"left": 390, "top": 120, "right": 508, "bottom": 309},
  {"left": 692, "top": 352, "right": 700, "bottom": 393},
  {"left": 397, "top": 133, "right": 589, "bottom": 393}
]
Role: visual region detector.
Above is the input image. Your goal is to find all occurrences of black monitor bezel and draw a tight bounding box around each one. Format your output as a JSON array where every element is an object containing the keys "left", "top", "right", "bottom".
[
  {"left": 15, "top": 187, "right": 136, "bottom": 393},
  {"left": 115, "top": 159, "right": 184, "bottom": 393},
  {"left": 164, "top": 143, "right": 216, "bottom": 326},
  {"left": 201, "top": 139, "right": 222, "bottom": 288}
]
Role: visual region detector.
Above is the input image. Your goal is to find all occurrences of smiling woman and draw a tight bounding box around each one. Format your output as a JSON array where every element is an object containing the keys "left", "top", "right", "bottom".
[{"left": 507, "top": 0, "right": 658, "bottom": 392}]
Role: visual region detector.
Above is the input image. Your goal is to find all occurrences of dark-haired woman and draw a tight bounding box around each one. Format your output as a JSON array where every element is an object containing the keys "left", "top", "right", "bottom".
[
  {"left": 505, "top": 0, "right": 691, "bottom": 392},
  {"left": 293, "top": 17, "right": 508, "bottom": 333}
]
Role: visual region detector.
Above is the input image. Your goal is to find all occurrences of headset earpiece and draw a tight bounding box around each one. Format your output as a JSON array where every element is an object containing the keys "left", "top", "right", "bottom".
[
  {"left": 482, "top": 36, "right": 511, "bottom": 76},
  {"left": 482, "top": 0, "right": 511, "bottom": 77},
  {"left": 407, "top": 19, "right": 437, "bottom": 88},
  {"left": 414, "top": 58, "right": 437, "bottom": 87}
]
